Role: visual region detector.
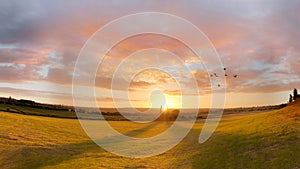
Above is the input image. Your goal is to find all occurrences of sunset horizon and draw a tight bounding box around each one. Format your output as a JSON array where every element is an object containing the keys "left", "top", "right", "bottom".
[
  {"left": 1, "top": 1, "right": 299, "bottom": 109},
  {"left": 0, "top": 1, "right": 299, "bottom": 168}
]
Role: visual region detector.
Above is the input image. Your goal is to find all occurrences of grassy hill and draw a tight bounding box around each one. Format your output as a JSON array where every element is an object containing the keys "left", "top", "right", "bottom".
[
  {"left": 0, "top": 100, "right": 299, "bottom": 168},
  {"left": 0, "top": 103, "right": 77, "bottom": 119}
]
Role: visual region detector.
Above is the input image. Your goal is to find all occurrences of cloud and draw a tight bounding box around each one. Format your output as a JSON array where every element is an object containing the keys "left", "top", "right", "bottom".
[
  {"left": 0, "top": 47, "right": 49, "bottom": 65},
  {"left": 0, "top": 86, "right": 73, "bottom": 105},
  {"left": 0, "top": 0, "right": 299, "bottom": 108},
  {"left": 0, "top": 64, "right": 41, "bottom": 82}
]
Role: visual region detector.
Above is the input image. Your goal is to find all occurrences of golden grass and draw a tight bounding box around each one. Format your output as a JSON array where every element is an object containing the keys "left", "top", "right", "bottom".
[{"left": 0, "top": 101, "right": 299, "bottom": 168}]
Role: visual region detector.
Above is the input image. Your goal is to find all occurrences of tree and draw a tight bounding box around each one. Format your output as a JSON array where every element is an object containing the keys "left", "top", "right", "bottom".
[
  {"left": 289, "top": 94, "right": 293, "bottom": 103},
  {"left": 293, "top": 88, "right": 298, "bottom": 100}
]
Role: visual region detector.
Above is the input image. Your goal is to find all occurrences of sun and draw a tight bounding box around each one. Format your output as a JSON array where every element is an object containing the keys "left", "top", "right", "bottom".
[{"left": 161, "top": 103, "right": 168, "bottom": 113}]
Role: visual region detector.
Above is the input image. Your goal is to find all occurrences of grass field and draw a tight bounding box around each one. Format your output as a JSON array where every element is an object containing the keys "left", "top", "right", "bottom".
[
  {"left": 0, "top": 101, "right": 299, "bottom": 168},
  {"left": 0, "top": 103, "right": 77, "bottom": 119}
]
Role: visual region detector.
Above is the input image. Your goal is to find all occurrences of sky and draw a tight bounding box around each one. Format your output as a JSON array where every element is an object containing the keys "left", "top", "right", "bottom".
[{"left": 0, "top": 0, "right": 299, "bottom": 108}]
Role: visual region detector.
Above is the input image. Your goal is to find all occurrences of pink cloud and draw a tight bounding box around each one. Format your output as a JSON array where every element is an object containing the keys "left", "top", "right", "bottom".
[{"left": 0, "top": 0, "right": 299, "bottom": 108}]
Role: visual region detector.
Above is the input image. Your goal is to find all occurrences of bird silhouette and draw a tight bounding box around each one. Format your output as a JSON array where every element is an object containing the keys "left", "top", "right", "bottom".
[
  {"left": 209, "top": 68, "right": 238, "bottom": 79},
  {"left": 218, "top": 84, "right": 221, "bottom": 87}
]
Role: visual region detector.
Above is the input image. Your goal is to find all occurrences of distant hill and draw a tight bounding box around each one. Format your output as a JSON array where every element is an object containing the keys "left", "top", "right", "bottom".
[
  {"left": 0, "top": 96, "right": 287, "bottom": 120},
  {"left": 0, "top": 97, "right": 77, "bottom": 119},
  {"left": 0, "top": 97, "right": 74, "bottom": 112}
]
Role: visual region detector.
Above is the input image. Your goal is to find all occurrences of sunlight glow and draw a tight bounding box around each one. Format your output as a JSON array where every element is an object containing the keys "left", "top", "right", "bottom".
[{"left": 161, "top": 103, "right": 168, "bottom": 112}]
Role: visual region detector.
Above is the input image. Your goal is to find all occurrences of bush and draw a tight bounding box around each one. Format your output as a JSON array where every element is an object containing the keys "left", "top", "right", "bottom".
[{"left": 293, "top": 88, "right": 298, "bottom": 100}]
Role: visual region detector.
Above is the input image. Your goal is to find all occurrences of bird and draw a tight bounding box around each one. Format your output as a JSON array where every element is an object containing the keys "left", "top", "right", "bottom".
[
  {"left": 210, "top": 74, "right": 213, "bottom": 77},
  {"left": 217, "top": 84, "right": 221, "bottom": 87},
  {"left": 224, "top": 68, "right": 227, "bottom": 71},
  {"left": 214, "top": 73, "right": 218, "bottom": 77},
  {"left": 233, "top": 75, "right": 238, "bottom": 78},
  {"left": 225, "top": 74, "right": 228, "bottom": 77}
]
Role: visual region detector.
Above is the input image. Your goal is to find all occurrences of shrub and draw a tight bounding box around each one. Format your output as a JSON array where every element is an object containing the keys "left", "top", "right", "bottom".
[{"left": 293, "top": 88, "right": 298, "bottom": 100}]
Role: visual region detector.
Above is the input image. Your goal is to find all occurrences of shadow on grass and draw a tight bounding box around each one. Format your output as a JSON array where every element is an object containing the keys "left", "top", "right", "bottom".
[
  {"left": 123, "top": 121, "right": 165, "bottom": 137},
  {"left": 2, "top": 122, "right": 166, "bottom": 169},
  {"left": 2, "top": 140, "right": 104, "bottom": 169},
  {"left": 189, "top": 131, "right": 299, "bottom": 169}
]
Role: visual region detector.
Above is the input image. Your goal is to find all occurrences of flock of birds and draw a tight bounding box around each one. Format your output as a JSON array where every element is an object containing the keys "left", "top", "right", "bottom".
[{"left": 210, "top": 68, "right": 238, "bottom": 87}]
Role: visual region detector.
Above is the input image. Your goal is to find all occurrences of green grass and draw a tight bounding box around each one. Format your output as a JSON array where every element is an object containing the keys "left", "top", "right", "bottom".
[
  {"left": 0, "top": 103, "right": 77, "bottom": 119},
  {"left": 0, "top": 101, "right": 299, "bottom": 168}
]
